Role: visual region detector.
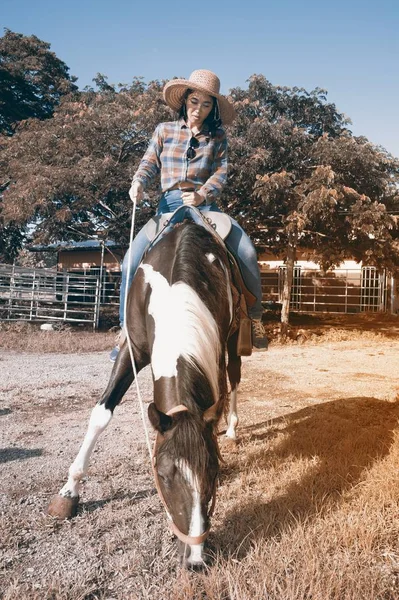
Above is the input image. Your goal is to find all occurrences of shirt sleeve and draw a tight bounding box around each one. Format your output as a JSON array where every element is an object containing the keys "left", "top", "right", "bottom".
[
  {"left": 198, "top": 132, "right": 228, "bottom": 204},
  {"left": 132, "top": 124, "right": 163, "bottom": 188}
]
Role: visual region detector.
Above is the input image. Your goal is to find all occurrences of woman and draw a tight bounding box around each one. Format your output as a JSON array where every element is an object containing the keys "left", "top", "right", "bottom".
[{"left": 111, "top": 69, "right": 268, "bottom": 361}]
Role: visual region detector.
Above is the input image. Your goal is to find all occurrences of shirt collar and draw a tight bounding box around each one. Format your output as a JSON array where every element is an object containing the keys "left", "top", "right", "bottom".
[{"left": 178, "top": 117, "right": 210, "bottom": 135}]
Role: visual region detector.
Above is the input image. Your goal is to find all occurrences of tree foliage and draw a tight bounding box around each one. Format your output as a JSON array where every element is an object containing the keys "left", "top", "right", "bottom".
[
  {"left": 0, "top": 29, "right": 77, "bottom": 135},
  {"left": 253, "top": 135, "right": 399, "bottom": 267},
  {"left": 221, "top": 75, "right": 349, "bottom": 231},
  {"left": 0, "top": 29, "right": 78, "bottom": 261},
  {"left": 1, "top": 77, "right": 171, "bottom": 246},
  {"left": 252, "top": 133, "right": 399, "bottom": 331}
]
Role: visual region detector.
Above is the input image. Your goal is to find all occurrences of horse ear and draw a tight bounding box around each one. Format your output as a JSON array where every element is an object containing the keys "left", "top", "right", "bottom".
[
  {"left": 203, "top": 403, "right": 219, "bottom": 423},
  {"left": 148, "top": 403, "right": 173, "bottom": 433}
]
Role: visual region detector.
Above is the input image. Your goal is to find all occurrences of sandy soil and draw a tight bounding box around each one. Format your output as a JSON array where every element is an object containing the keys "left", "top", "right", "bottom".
[{"left": 1, "top": 334, "right": 399, "bottom": 598}]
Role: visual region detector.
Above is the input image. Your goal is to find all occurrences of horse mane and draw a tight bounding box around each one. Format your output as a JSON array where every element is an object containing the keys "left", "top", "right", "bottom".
[
  {"left": 171, "top": 221, "right": 230, "bottom": 413},
  {"left": 161, "top": 222, "right": 230, "bottom": 484},
  {"left": 170, "top": 222, "right": 230, "bottom": 310}
]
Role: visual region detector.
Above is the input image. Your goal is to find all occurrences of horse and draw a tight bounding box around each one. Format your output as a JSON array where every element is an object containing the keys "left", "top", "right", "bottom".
[{"left": 48, "top": 208, "right": 246, "bottom": 567}]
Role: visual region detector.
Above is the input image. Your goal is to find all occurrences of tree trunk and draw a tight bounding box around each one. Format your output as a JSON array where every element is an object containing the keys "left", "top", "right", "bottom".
[{"left": 280, "top": 238, "right": 297, "bottom": 339}]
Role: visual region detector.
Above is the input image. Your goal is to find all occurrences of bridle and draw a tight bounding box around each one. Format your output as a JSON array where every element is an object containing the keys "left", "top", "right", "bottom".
[{"left": 151, "top": 404, "right": 218, "bottom": 546}]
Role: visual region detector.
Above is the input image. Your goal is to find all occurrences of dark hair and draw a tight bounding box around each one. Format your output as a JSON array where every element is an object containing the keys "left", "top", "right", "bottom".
[{"left": 178, "top": 89, "right": 222, "bottom": 137}]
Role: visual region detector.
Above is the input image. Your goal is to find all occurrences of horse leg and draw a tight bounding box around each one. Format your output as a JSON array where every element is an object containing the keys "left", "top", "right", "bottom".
[
  {"left": 226, "top": 334, "right": 241, "bottom": 440},
  {"left": 48, "top": 343, "right": 149, "bottom": 518}
]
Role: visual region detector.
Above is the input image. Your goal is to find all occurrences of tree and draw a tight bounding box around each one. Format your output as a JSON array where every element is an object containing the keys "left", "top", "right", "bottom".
[
  {"left": 1, "top": 78, "right": 171, "bottom": 247},
  {"left": 214, "top": 75, "right": 399, "bottom": 335},
  {"left": 253, "top": 139, "right": 399, "bottom": 335},
  {"left": 2, "top": 68, "right": 398, "bottom": 328},
  {"left": 0, "top": 29, "right": 77, "bottom": 135},
  {"left": 223, "top": 74, "right": 350, "bottom": 242},
  {"left": 0, "top": 29, "right": 78, "bottom": 261}
]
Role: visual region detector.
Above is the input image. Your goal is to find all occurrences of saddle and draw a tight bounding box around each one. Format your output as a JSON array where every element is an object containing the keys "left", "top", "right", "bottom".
[
  {"left": 143, "top": 206, "right": 254, "bottom": 356},
  {"left": 143, "top": 208, "right": 233, "bottom": 241}
]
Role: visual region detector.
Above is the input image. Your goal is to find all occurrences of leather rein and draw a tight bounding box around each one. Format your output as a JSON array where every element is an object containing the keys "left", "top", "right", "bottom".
[{"left": 151, "top": 404, "right": 218, "bottom": 546}]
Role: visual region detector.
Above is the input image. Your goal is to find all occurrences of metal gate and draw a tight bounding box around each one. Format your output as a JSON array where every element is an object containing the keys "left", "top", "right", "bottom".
[
  {"left": 278, "top": 266, "right": 302, "bottom": 310},
  {"left": 0, "top": 264, "right": 100, "bottom": 327},
  {"left": 261, "top": 266, "right": 391, "bottom": 313},
  {"left": 360, "top": 267, "right": 387, "bottom": 312}
]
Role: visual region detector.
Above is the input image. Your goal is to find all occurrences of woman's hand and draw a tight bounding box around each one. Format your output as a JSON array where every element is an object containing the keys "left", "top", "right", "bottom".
[
  {"left": 129, "top": 180, "right": 144, "bottom": 204},
  {"left": 181, "top": 191, "right": 205, "bottom": 207}
]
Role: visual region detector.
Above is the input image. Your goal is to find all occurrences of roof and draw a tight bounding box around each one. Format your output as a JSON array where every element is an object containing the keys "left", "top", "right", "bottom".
[{"left": 29, "top": 240, "right": 126, "bottom": 252}]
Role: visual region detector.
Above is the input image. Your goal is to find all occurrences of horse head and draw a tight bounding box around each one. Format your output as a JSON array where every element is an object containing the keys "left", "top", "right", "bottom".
[{"left": 148, "top": 401, "right": 220, "bottom": 567}]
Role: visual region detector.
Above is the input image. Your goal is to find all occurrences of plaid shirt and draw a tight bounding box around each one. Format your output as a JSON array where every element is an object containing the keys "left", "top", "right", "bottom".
[{"left": 132, "top": 118, "right": 228, "bottom": 204}]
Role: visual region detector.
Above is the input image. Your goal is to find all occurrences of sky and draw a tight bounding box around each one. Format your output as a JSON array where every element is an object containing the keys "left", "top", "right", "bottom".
[{"left": 2, "top": 0, "right": 399, "bottom": 157}]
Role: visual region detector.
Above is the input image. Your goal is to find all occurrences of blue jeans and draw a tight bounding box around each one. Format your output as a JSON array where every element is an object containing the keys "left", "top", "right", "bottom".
[{"left": 119, "top": 190, "right": 263, "bottom": 324}]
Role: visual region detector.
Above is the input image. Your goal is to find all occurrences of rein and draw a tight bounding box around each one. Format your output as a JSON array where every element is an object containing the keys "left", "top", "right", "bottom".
[
  {"left": 124, "top": 199, "right": 153, "bottom": 458},
  {"left": 151, "top": 405, "right": 218, "bottom": 546}
]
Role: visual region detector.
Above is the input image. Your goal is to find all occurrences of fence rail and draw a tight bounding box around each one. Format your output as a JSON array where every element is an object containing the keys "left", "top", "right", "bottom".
[{"left": 0, "top": 265, "right": 100, "bottom": 327}]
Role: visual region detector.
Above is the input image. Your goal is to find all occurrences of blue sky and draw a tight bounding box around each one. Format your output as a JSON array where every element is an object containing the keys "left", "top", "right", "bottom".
[{"left": 2, "top": 0, "right": 399, "bottom": 157}]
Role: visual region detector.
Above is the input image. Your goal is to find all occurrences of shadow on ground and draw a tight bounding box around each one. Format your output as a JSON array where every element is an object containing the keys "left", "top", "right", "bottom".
[
  {"left": 79, "top": 488, "right": 157, "bottom": 514},
  {"left": 0, "top": 447, "right": 43, "bottom": 463},
  {"left": 216, "top": 396, "right": 399, "bottom": 556}
]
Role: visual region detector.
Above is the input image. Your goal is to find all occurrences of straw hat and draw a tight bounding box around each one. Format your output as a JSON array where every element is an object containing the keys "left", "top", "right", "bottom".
[{"left": 163, "top": 69, "right": 236, "bottom": 125}]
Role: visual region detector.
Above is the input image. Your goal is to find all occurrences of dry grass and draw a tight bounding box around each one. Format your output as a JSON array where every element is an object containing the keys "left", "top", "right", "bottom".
[
  {"left": 192, "top": 395, "right": 399, "bottom": 600},
  {"left": 2, "top": 315, "right": 399, "bottom": 599},
  {"left": 6, "top": 394, "right": 397, "bottom": 600},
  {"left": 0, "top": 321, "right": 114, "bottom": 353},
  {"left": 262, "top": 311, "right": 399, "bottom": 346},
  {"left": 4, "top": 402, "right": 399, "bottom": 600},
  {"left": 1, "top": 311, "right": 398, "bottom": 355}
]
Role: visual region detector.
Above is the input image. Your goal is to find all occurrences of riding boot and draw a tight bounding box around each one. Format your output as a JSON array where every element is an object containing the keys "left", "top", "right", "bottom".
[{"left": 251, "top": 319, "right": 268, "bottom": 350}]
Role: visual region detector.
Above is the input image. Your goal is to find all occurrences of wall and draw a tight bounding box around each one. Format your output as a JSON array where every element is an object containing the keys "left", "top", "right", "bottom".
[{"left": 57, "top": 249, "right": 124, "bottom": 271}]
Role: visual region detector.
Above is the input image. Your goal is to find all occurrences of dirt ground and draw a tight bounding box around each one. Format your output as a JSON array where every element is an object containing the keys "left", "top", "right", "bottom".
[{"left": 1, "top": 314, "right": 399, "bottom": 599}]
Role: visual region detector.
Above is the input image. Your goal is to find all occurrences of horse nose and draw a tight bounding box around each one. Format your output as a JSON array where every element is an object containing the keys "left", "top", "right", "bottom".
[
  {"left": 186, "top": 558, "right": 207, "bottom": 571},
  {"left": 179, "top": 542, "right": 209, "bottom": 569},
  {"left": 183, "top": 553, "right": 207, "bottom": 570}
]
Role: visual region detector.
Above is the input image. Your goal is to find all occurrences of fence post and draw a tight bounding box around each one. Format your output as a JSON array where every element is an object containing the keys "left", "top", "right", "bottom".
[
  {"left": 391, "top": 275, "right": 395, "bottom": 314},
  {"left": 63, "top": 273, "right": 69, "bottom": 321},
  {"left": 8, "top": 263, "right": 16, "bottom": 319},
  {"left": 94, "top": 275, "right": 101, "bottom": 330},
  {"left": 313, "top": 275, "right": 316, "bottom": 312},
  {"left": 379, "top": 270, "right": 387, "bottom": 312}
]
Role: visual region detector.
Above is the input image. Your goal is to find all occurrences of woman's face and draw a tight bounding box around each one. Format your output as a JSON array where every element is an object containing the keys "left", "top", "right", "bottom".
[{"left": 185, "top": 91, "right": 214, "bottom": 128}]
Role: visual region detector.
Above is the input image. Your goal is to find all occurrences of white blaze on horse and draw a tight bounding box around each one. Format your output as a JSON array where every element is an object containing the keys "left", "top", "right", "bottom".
[{"left": 48, "top": 207, "right": 252, "bottom": 568}]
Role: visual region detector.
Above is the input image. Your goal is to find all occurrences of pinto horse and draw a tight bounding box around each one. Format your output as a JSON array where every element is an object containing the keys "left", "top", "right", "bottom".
[{"left": 48, "top": 208, "right": 245, "bottom": 567}]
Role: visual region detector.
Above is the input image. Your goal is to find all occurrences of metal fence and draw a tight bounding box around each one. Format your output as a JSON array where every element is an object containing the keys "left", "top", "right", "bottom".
[
  {"left": 65, "top": 267, "right": 122, "bottom": 306},
  {"left": 0, "top": 264, "right": 101, "bottom": 327},
  {"left": 261, "top": 266, "right": 391, "bottom": 313},
  {"left": 1, "top": 263, "right": 394, "bottom": 328}
]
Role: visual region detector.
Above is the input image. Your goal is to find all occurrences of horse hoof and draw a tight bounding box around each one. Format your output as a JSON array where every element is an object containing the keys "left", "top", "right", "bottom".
[{"left": 48, "top": 495, "right": 79, "bottom": 519}]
